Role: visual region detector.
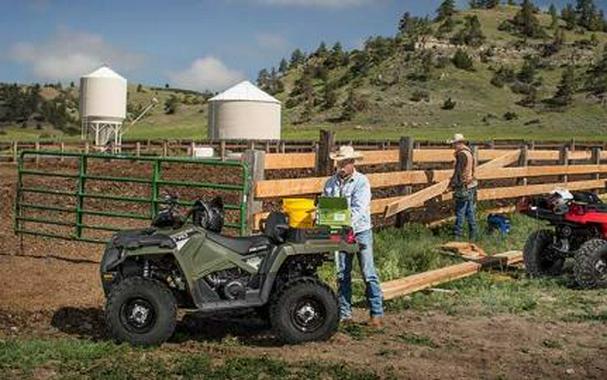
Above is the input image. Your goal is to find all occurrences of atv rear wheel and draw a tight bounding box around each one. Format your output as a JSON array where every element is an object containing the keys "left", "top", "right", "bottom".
[
  {"left": 105, "top": 277, "right": 177, "bottom": 346},
  {"left": 523, "top": 230, "right": 564, "bottom": 277},
  {"left": 574, "top": 239, "right": 607, "bottom": 289},
  {"left": 270, "top": 277, "right": 338, "bottom": 344}
]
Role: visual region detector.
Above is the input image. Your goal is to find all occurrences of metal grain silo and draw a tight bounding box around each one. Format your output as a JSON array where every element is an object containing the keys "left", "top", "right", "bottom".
[
  {"left": 208, "top": 81, "right": 281, "bottom": 140},
  {"left": 80, "top": 66, "right": 127, "bottom": 149}
]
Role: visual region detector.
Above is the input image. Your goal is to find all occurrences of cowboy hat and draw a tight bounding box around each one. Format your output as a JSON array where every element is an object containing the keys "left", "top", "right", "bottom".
[
  {"left": 447, "top": 133, "right": 467, "bottom": 144},
  {"left": 329, "top": 145, "right": 364, "bottom": 161}
]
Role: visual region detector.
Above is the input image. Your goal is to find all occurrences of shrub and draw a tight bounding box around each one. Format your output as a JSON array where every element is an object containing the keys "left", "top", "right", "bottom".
[
  {"left": 284, "top": 98, "right": 298, "bottom": 109},
  {"left": 442, "top": 97, "right": 456, "bottom": 110},
  {"left": 452, "top": 49, "right": 474, "bottom": 71},
  {"left": 503, "top": 111, "right": 519, "bottom": 120},
  {"left": 410, "top": 90, "right": 430, "bottom": 102}
]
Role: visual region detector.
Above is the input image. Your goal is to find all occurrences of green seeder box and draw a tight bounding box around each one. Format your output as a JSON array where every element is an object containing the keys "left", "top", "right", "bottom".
[{"left": 316, "top": 197, "right": 351, "bottom": 229}]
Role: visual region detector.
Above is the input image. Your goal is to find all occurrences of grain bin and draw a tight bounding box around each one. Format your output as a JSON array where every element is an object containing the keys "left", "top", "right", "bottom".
[
  {"left": 208, "top": 81, "right": 281, "bottom": 140},
  {"left": 80, "top": 66, "right": 127, "bottom": 149}
]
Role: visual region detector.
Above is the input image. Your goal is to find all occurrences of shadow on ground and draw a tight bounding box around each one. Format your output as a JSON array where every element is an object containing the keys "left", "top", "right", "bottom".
[{"left": 50, "top": 306, "right": 280, "bottom": 346}]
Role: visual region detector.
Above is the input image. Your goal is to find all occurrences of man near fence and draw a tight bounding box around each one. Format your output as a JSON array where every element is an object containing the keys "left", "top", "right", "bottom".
[
  {"left": 447, "top": 133, "right": 479, "bottom": 241},
  {"left": 323, "top": 145, "right": 384, "bottom": 328}
]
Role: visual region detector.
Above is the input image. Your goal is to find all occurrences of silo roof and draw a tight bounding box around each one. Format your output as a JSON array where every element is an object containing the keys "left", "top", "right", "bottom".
[
  {"left": 82, "top": 66, "right": 126, "bottom": 81},
  {"left": 209, "top": 81, "right": 280, "bottom": 104}
]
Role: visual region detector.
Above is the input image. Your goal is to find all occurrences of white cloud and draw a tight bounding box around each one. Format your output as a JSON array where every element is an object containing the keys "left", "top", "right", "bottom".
[
  {"left": 241, "top": 0, "right": 374, "bottom": 8},
  {"left": 9, "top": 28, "right": 144, "bottom": 81},
  {"left": 168, "top": 56, "right": 246, "bottom": 92},
  {"left": 255, "top": 32, "right": 289, "bottom": 51}
]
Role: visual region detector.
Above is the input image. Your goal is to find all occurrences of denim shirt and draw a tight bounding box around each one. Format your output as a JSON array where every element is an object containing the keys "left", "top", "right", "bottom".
[{"left": 323, "top": 170, "right": 372, "bottom": 234}]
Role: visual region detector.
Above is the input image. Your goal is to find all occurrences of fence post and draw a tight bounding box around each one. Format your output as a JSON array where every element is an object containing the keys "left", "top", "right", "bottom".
[
  {"left": 316, "top": 130, "right": 335, "bottom": 176},
  {"left": 35, "top": 142, "right": 40, "bottom": 164},
  {"left": 517, "top": 144, "right": 528, "bottom": 186},
  {"left": 242, "top": 149, "right": 265, "bottom": 235},
  {"left": 162, "top": 140, "right": 168, "bottom": 157},
  {"left": 559, "top": 145, "right": 569, "bottom": 183},
  {"left": 12, "top": 141, "right": 18, "bottom": 163},
  {"left": 59, "top": 142, "right": 65, "bottom": 162},
  {"left": 569, "top": 138, "right": 576, "bottom": 151},
  {"left": 190, "top": 141, "right": 196, "bottom": 158},
  {"left": 591, "top": 146, "right": 602, "bottom": 181},
  {"left": 220, "top": 140, "right": 226, "bottom": 161},
  {"left": 135, "top": 142, "right": 141, "bottom": 157},
  {"left": 395, "top": 136, "right": 415, "bottom": 227},
  {"left": 84, "top": 141, "right": 90, "bottom": 154},
  {"left": 280, "top": 140, "right": 286, "bottom": 153},
  {"left": 471, "top": 145, "right": 479, "bottom": 166}
]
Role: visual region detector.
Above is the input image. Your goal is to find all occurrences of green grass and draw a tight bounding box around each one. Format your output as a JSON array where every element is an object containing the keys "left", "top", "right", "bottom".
[{"left": 0, "top": 338, "right": 379, "bottom": 379}]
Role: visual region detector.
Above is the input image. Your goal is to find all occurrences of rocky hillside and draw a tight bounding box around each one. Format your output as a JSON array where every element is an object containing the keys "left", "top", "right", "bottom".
[
  {"left": 256, "top": 1, "right": 607, "bottom": 140},
  {"left": 2, "top": 1, "right": 607, "bottom": 142}
]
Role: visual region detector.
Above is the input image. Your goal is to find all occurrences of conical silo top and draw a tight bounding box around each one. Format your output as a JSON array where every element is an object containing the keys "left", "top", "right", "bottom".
[
  {"left": 209, "top": 81, "right": 280, "bottom": 104},
  {"left": 82, "top": 65, "right": 126, "bottom": 82}
]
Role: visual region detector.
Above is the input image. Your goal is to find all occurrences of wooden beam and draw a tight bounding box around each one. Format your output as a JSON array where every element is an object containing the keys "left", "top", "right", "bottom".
[
  {"left": 382, "top": 251, "right": 523, "bottom": 301},
  {"left": 384, "top": 150, "right": 520, "bottom": 218},
  {"left": 431, "top": 164, "right": 607, "bottom": 183},
  {"left": 475, "top": 179, "right": 606, "bottom": 201},
  {"left": 254, "top": 170, "right": 428, "bottom": 198},
  {"left": 264, "top": 152, "right": 316, "bottom": 170}
]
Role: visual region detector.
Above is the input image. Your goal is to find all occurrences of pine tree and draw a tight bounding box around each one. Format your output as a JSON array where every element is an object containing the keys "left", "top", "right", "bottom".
[
  {"left": 256, "top": 68, "right": 270, "bottom": 89},
  {"left": 549, "top": 4, "right": 559, "bottom": 29},
  {"left": 136, "top": 84, "right": 143, "bottom": 92},
  {"left": 562, "top": 4, "right": 577, "bottom": 30},
  {"left": 585, "top": 44, "right": 607, "bottom": 95},
  {"left": 483, "top": 0, "right": 500, "bottom": 9},
  {"left": 341, "top": 88, "right": 357, "bottom": 121},
  {"left": 435, "top": 0, "right": 456, "bottom": 22},
  {"left": 469, "top": 0, "right": 482, "bottom": 9},
  {"left": 452, "top": 49, "right": 475, "bottom": 71},
  {"left": 322, "top": 81, "right": 338, "bottom": 110},
  {"left": 576, "top": 0, "right": 595, "bottom": 30},
  {"left": 513, "top": 0, "right": 545, "bottom": 38},
  {"left": 436, "top": 16, "right": 456, "bottom": 37},
  {"left": 279, "top": 58, "right": 288, "bottom": 73},
  {"left": 451, "top": 15, "right": 485, "bottom": 47},
  {"left": 316, "top": 41, "right": 328, "bottom": 57},
  {"left": 517, "top": 56, "right": 538, "bottom": 84},
  {"left": 290, "top": 49, "right": 306, "bottom": 67},
  {"left": 552, "top": 65, "right": 576, "bottom": 106}
]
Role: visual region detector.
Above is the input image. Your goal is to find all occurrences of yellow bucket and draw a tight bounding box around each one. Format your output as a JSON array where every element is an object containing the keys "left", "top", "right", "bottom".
[{"left": 283, "top": 198, "right": 316, "bottom": 228}]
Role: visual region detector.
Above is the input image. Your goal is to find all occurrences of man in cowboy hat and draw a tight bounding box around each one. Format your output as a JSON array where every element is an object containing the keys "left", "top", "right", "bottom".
[
  {"left": 323, "top": 145, "right": 384, "bottom": 328},
  {"left": 447, "top": 133, "right": 478, "bottom": 240}
]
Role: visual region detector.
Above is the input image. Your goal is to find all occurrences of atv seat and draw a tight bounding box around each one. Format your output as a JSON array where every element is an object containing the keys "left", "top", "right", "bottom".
[{"left": 207, "top": 233, "right": 272, "bottom": 255}]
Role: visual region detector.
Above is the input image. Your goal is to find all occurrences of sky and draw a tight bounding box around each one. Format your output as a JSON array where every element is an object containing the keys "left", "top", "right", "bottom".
[{"left": 1, "top": 0, "right": 606, "bottom": 92}]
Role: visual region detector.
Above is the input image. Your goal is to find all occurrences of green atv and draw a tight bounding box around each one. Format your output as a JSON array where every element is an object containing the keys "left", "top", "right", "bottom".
[{"left": 100, "top": 195, "right": 357, "bottom": 346}]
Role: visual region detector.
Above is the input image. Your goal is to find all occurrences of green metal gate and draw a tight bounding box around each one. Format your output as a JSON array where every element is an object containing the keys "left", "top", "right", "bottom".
[{"left": 14, "top": 150, "right": 250, "bottom": 244}]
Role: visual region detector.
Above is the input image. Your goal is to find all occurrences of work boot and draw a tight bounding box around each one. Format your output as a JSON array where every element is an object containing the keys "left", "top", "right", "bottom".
[{"left": 366, "top": 316, "right": 383, "bottom": 328}]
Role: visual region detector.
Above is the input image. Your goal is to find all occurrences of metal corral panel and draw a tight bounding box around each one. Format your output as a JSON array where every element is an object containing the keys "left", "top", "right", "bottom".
[
  {"left": 80, "top": 66, "right": 127, "bottom": 121},
  {"left": 208, "top": 100, "right": 281, "bottom": 140}
]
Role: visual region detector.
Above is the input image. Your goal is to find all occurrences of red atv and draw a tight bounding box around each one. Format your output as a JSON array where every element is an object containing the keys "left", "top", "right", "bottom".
[{"left": 519, "top": 190, "right": 607, "bottom": 288}]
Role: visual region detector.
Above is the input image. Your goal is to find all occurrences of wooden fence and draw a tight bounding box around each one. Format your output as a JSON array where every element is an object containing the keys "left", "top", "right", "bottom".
[
  {"left": 5, "top": 132, "right": 607, "bottom": 232},
  {"left": 245, "top": 133, "right": 607, "bottom": 231},
  {"left": 2, "top": 136, "right": 607, "bottom": 163}
]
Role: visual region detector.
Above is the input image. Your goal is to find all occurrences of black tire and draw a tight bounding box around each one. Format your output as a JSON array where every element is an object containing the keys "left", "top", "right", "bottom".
[
  {"left": 105, "top": 277, "right": 177, "bottom": 346},
  {"left": 269, "top": 277, "right": 338, "bottom": 344},
  {"left": 574, "top": 239, "right": 607, "bottom": 289},
  {"left": 523, "top": 229, "right": 564, "bottom": 277}
]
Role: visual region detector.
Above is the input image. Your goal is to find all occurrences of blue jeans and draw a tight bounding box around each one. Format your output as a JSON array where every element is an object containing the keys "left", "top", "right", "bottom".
[
  {"left": 454, "top": 187, "right": 478, "bottom": 240},
  {"left": 337, "top": 229, "right": 384, "bottom": 319}
]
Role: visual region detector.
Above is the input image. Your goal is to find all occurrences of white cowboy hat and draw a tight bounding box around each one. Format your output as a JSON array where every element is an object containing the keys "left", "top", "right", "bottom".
[
  {"left": 447, "top": 133, "right": 467, "bottom": 144},
  {"left": 329, "top": 145, "right": 364, "bottom": 161}
]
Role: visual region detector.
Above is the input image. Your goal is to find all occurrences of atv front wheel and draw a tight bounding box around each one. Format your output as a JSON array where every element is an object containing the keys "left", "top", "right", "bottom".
[
  {"left": 270, "top": 277, "right": 338, "bottom": 344},
  {"left": 574, "top": 239, "right": 607, "bottom": 289},
  {"left": 105, "top": 277, "right": 177, "bottom": 346},
  {"left": 523, "top": 230, "right": 564, "bottom": 277}
]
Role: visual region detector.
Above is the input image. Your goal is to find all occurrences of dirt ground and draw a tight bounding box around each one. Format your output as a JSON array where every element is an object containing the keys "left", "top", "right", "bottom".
[{"left": 1, "top": 163, "right": 606, "bottom": 379}]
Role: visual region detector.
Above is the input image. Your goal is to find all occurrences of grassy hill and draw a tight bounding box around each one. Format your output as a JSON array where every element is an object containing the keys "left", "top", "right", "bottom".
[{"left": 1, "top": 4, "right": 607, "bottom": 142}]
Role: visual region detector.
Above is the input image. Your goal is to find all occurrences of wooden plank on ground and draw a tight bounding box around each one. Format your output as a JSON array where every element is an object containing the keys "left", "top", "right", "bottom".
[
  {"left": 254, "top": 170, "right": 429, "bottom": 198},
  {"left": 384, "top": 150, "right": 520, "bottom": 218},
  {"left": 381, "top": 250, "right": 523, "bottom": 301}
]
